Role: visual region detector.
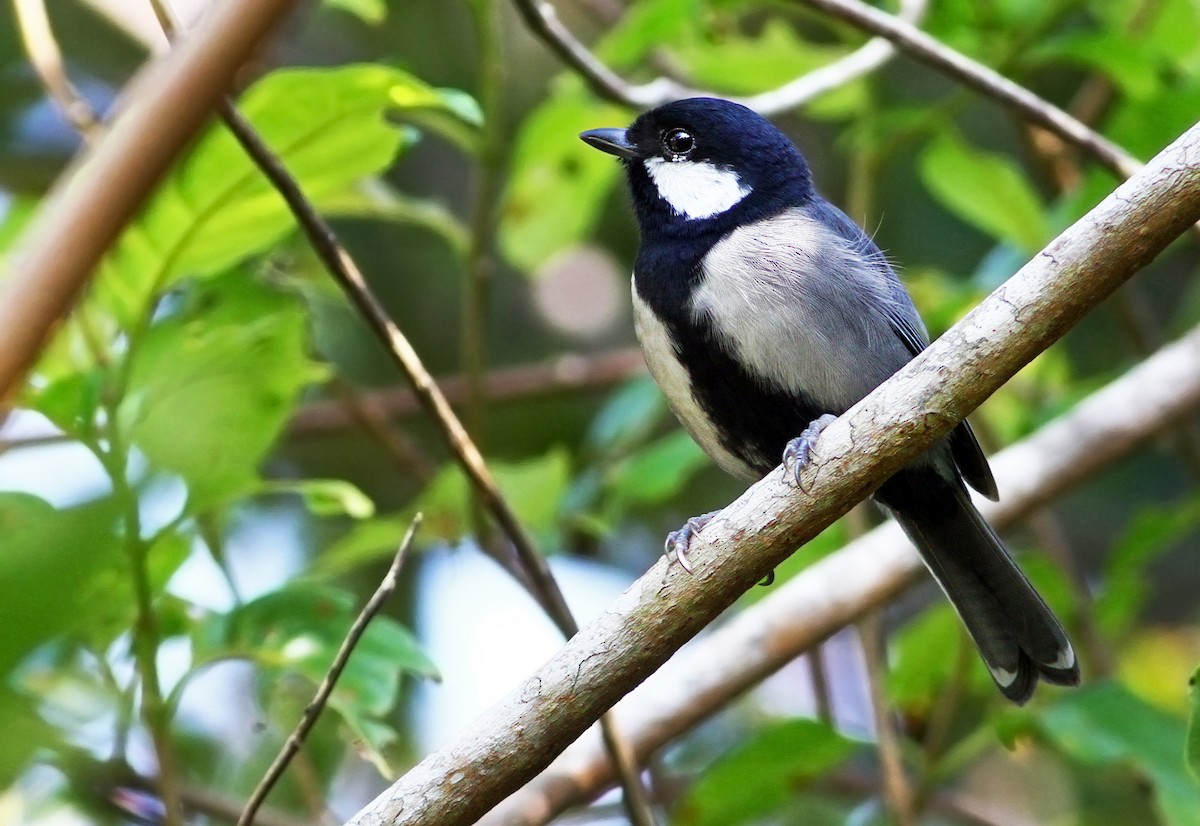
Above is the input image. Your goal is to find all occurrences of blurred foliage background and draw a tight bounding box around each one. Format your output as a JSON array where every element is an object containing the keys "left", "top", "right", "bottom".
[{"left": 3, "top": 0, "right": 1200, "bottom": 823}]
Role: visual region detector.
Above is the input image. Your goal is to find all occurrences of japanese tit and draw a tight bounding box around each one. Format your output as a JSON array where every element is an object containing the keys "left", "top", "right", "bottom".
[{"left": 581, "top": 97, "right": 1078, "bottom": 704}]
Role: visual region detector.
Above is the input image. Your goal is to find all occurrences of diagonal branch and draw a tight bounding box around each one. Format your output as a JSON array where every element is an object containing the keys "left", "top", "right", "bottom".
[
  {"left": 512, "top": 0, "right": 1140, "bottom": 181},
  {"left": 0, "top": 0, "right": 298, "bottom": 401},
  {"left": 798, "top": 0, "right": 1140, "bottom": 178},
  {"left": 237, "top": 517, "right": 422, "bottom": 826},
  {"left": 343, "top": 117, "right": 1200, "bottom": 826},
  {"left": 509, "top": 0, "right": 928, "bottom": 114},
  {"left": 482, "top": 315, "right": 1200, "bottom": 824}
]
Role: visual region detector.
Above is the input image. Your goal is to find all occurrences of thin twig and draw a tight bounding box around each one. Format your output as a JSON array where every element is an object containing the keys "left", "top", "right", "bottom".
[
  {"left": 508, "top": 0, "right": 927, "bottom": 113},
  {"left": 1111, "top": 288, "right": 1200, "bottom": 476},
  {"left": 216, "top": 95, "right": 572, "bottom": 614},
  {"left": 1024, "top": 509, "right": 1113, "bottom": 678},
  {"left": 806, "top": 647, "right": 834, "bottom": 723},
  {"left": 331, "top": 376, "right": 437, "bottom": 483},
  {"left": 291, "top": 349, "right": 645, "bottom": 435},
  {"left": 125, "top": 3, "right": 658, "bottom": 811},
  {"left": 206, "top": 103, "right": 665, "bottom": 821},
  {"left": 0, "top": 349, "right": 647, "bottom": 454},
  {"left": 237, "top": 516, "right": 423, "bottom": 826},
  {"left": 13, "top": 0, "right": 102, "bottom": 139},
  {"left": 858, "top": 612, "right": 915, "bottom": 826},
  {"left": 797, "top": 0, "right": 1140, "bottom": 179},
  {"left": 118, "top": 766, "right": 312, "bottom": 826},
  {"left": 824, "top": 768, "right": 1011, "bottom": 826}
]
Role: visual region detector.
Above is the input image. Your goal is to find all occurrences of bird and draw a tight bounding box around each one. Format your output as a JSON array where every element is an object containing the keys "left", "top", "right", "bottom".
[{"left": 580, "top": 97, "right": 1079, "bottom": 704}]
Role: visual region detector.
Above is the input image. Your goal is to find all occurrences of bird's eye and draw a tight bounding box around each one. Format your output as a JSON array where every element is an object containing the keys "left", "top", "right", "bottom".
[{"left": 663, "top": 128, "right": 695, "bottom": 157}]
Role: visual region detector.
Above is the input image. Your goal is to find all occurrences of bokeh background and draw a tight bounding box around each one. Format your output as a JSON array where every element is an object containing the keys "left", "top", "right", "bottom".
[{"left": 3, "top": 0, "right": 1200, "bottom": 823}]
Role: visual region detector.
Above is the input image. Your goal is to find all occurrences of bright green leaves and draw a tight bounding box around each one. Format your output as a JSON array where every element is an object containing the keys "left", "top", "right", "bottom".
[
  {"left": 324, "top": 0, "right": 388, "bottom": 24},
  {"left": 416, "top": 449, "right": 572, "bottom": 541},
  {"left": 499, "top": 89, "right": 629, "bottom": 272},
  {"left": 675, "top": 719, "right": 859, "bottom": 826},
  {"left": 96, "top": 65, "right": 476, "bottom": 327},
  {"left": 606, "top": 430, "right": 707, "bottom": 508},
  {"left": 0, "top": 495, "right": 121, "bottom": 786},
  {"left": 3, "top": 60, "right": 482, "bottom": 800},
  {"left": 0, "top": 494, "right": 120, "bottom": 674},
  {"left": 919, "top": 131, "right": 1050, "bottom": 252},
  {"left": 1040, "top": 683, "right": 1200, "bottom": 826},
  {"left": 193, "top": 583, "right": 438, "bottom": 770},
  {"left": 120, "top": 272, "right": 326, "bottom": 509}
]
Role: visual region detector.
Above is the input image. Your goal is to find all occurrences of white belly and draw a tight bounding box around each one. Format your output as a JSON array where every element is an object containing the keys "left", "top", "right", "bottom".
[{"left": 631, "top": 279, "right": 759, "bottom": 481}]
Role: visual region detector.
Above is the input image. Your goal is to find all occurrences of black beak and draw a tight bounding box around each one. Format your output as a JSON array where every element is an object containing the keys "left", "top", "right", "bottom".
[{"left": 580, "top": 128, "right": 641, "bottom": 160}]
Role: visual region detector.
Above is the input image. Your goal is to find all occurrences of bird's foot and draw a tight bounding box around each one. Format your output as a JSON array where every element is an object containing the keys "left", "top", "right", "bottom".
[
  {"left": 782, "top": 414, "right": 838, "bottom": 487},
  {"left": 664, "top": 510, "right": 720, "bottom": 573}
]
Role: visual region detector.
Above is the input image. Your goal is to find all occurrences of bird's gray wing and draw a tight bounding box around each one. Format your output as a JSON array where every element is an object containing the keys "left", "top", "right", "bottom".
[{"left": 816, "top": 199, "right": 999, "bottom": 500}]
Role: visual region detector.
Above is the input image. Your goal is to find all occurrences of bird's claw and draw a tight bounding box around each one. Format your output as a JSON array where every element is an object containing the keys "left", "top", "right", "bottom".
[
  {"left": 664, "top": 511, "right": 719, "bottom": 573},
  {"left": 782, "top": 414, "right": 837, "bottom": 487}
]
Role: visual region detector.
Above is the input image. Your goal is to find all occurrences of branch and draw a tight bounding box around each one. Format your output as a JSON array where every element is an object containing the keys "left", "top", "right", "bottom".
[
  {"left": 484, "top": 316, "right": 1200, "bottom": 824},
  {"left": 13, "top": 0, "right": 101, "bottom": 138},
  {"left": 0, "top": 0, "right": 297, "bottom": 401},
  {"left": 237, "top": 517, "right": 422, "bottom": 826},
  {"left": 289, "top": 349, "right": 645, "bottom": 436},
  {"left": 343, "top": 119, "right": 1200, "bottom": 826},
  {"left": 0, "top": 349, "right": 647, "bottom": 452},
  {"left": 514, "top": 0, "right": 1140, "bottom": 182},
  {"left": 797, "top": 0, "right": 1140, "bottom": 178},
  {"left": 509, "top": 0, "right": 928, "bottom": 114}
]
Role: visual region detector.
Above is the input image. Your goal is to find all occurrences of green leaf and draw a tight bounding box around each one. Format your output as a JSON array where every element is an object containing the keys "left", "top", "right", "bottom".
[
  {"left": 889, "top": 603, "right": 981, "bottom": 708},
  {"left": 324, "top": 0, "right": 387, "bottom": 24},
  {"left": 1031, "top": 32, "right": 1161, "bottom": 98},
  {"left": 228, "top": 584, "right": 435, "bottom": 775},
  {"left": 585, "top": 376, "right": 668, "bottom": 456},
  {"left": 120, "top": 272, "right": 326, "bottom": 509},
  {"left": 1143, "top": 0, "right": 1200, "bottom": 69},
  {"left": 671, "top": 21, "right": 866, "bottom": 117},
  {"left": 0, "top": 689, "right": 55, "bottom": 787},
  {"left": 83, "top": 529, "right": 193, "bottom": 648},
  {"left": 607, "top": 430, "right": 709, "bottom": 507},
  {"left": 414, "top": 450, "right": 572, "bottom": 541},
  {"left": 1040, "top": 682, "right": 1200, "bottom": 826},
  {"left": 265, "top": 478, "right": 377, "bottom": 519},
  {"left": 918, "top": 131, "right": 1050, "bottom": 252},
  {"left": 1096, "top": 496, "right": 1200, "bottom": 639},
  {"left": 96, "top": 65, "right": 475, "bottom": 327},
  {"left": 596, "top": 0, "right": 703, "bottom": 68},
  {"left": 675, "top": 719, "right": 858, "bottom": 826},
  {"left": 1106, "top": 81, "right": 1200, "bottom": 161},
  {"left": 314, "top": 514, "right": 416, "bottom": 577},
  {"left": 1188, "top": 665, "right": 1200, "bottom": 783},
  {"left": 0, "top": 495, "right": 120, "bottom": 673},
  {"left": 499, "top": 88, "right": 629, "bottom": 272},
  {"left": 195, "top": 583, "right": 438, "bottom": 743}
]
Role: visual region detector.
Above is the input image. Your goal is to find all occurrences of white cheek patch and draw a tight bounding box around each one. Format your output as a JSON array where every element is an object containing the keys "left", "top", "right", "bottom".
[{"left": 644, "top": 157, "right": 752, "bottom": 220}]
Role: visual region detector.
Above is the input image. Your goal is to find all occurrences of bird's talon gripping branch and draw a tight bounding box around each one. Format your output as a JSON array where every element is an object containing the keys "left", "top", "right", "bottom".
[
  {"left": 664, "top": 511, "right": 719, "bottom": 573},
  {"left": 782, "top": 414, "right": 837, "bottom": 487}
]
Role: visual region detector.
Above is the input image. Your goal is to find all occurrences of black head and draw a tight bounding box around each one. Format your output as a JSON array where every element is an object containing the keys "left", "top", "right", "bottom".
[{"left": 581, "top": 98, "right": 814, "bottom": 237}]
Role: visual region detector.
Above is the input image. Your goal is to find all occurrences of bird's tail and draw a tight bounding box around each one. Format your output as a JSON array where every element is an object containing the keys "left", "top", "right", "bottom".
[{"left": 881, "top": 469, "right": 1080, "bottom": 704}]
